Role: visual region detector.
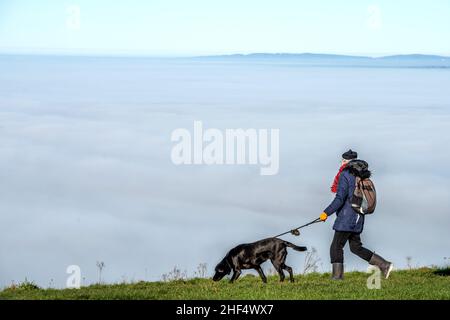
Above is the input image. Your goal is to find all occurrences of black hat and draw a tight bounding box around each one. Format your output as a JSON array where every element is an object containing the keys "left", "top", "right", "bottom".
[{"left": 342, "top": 149, "right": 357, "bottom": 160}]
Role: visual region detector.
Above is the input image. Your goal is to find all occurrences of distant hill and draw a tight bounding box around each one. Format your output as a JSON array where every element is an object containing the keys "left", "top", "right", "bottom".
[{"left": 193, "top": 53, "right": 450, "bottom": 68}]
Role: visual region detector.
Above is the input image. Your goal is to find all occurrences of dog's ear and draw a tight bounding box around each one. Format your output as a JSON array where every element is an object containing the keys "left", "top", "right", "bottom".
[{"left": 225, "top": 255, "right": 233, "bottom": 273}]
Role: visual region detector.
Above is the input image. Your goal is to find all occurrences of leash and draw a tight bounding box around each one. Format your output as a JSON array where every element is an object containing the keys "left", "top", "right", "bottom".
[{"left": 273, "top": 217, "right": 322, "bottom": 238}]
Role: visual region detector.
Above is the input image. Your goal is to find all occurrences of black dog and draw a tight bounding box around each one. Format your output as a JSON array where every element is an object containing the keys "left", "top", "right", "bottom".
[{"left": 213, "top": 238, "right": 307, "bottom": 283}]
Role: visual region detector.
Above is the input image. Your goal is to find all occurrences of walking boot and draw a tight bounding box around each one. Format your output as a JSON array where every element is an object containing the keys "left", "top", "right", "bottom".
[
  {"left": 369, "top": 253, "right": 393, "bottom": 279},
  {"left": 331, "top": 263, "right": 344, "bottom": 280}
]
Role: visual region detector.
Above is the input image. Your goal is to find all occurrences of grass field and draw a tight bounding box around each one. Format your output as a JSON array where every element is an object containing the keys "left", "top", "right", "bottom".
[{"left": 1, "top": 268, "right": 449, "bottom": 300}]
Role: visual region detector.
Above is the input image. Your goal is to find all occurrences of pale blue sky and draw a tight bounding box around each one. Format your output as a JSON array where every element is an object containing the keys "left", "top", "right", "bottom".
[{"left": 0, "top": 0, "right": 449, "bottom": 56}]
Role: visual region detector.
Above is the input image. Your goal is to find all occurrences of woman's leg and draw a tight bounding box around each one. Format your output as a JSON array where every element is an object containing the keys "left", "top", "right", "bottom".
[
  {"left": 330, "top": 231, "right": 350, "bottom": 263},
  {"left": 349, "top": 233, "right": 394, "bottom": 279},
  {"left": 348, "top": 233, "right": 373, "bottom": 262}
]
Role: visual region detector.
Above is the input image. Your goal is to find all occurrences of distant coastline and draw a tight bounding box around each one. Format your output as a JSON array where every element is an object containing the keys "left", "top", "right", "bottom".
[
  {"left": 1, "top": 52, "right": 449, "bottom": 68},
  {"left": 192, "top": 53, "right": 450, "bottom": 68}
]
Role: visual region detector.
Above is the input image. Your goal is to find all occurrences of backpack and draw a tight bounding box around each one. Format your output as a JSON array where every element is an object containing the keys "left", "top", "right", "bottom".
[{"left": 351, "top": 176, "right": 376, "bottom": 215}]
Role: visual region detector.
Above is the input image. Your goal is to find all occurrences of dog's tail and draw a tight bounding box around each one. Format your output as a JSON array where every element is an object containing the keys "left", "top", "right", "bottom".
[{"left": 283, "top": 241, "right": 307, "bottom": 252}]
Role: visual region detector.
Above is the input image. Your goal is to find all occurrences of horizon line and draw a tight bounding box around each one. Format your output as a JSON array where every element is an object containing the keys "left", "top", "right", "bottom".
[{"left": 1, "top": 51, "right": 450, "bottom": 60}]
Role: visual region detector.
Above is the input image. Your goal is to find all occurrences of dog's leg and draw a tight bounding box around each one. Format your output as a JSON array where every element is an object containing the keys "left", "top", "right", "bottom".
[
  {"left": 271, "top": 260, "right": 285, "bottom": 282},
  {"left": 229, "top": 269, "right": 241, "bottom": 283},
  {"left": 282, "top": 264, "right": 294, "bottom": 283},
  {"left": 279, "top": 269, "right": 286, "bottom": 282},
  {"left": 256, "top": 266, "right": 267, "bottom": 283},
  {"left": 276, "top": 266, "right": 285, "bottom": 282}
]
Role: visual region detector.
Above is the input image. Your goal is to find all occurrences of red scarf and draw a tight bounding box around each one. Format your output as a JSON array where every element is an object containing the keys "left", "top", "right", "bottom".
[{"left": 331, "top": 164, "right": 347, "bottom": 193}]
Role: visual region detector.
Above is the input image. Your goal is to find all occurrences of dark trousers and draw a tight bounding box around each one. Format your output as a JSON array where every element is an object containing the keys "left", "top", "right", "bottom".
[{"left": 330, "top": 231, "right": 373, "bottom": 263}]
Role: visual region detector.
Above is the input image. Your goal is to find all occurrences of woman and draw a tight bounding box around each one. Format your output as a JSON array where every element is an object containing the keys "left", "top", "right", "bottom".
[{"left": 320, "top": 157, "right": 393, "bottom": 280}]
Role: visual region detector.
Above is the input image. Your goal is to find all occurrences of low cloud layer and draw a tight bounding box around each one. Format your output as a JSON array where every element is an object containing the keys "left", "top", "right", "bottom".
[{"left": 0, "top": 56, "right": 449, "bottom": 287}]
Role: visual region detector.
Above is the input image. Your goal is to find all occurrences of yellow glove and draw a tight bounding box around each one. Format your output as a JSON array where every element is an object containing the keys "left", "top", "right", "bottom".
[{"left": 320, "top": 212, "right": 328, "bottom": 221}]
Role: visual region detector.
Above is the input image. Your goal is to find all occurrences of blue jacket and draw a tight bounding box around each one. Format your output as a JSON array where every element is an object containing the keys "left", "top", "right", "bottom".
[{"left": 324, "top": 170, "right": 364, "bottom": 233}]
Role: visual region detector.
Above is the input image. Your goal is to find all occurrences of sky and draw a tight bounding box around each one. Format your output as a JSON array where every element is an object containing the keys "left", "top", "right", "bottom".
[{"left": 0, "top": 0, "right": 450, "bottom": 56}]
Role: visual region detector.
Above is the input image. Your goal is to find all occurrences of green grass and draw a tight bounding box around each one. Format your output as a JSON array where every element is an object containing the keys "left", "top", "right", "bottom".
[{"left": 1, "top": 268, "right": 450, "bottom": 300}]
